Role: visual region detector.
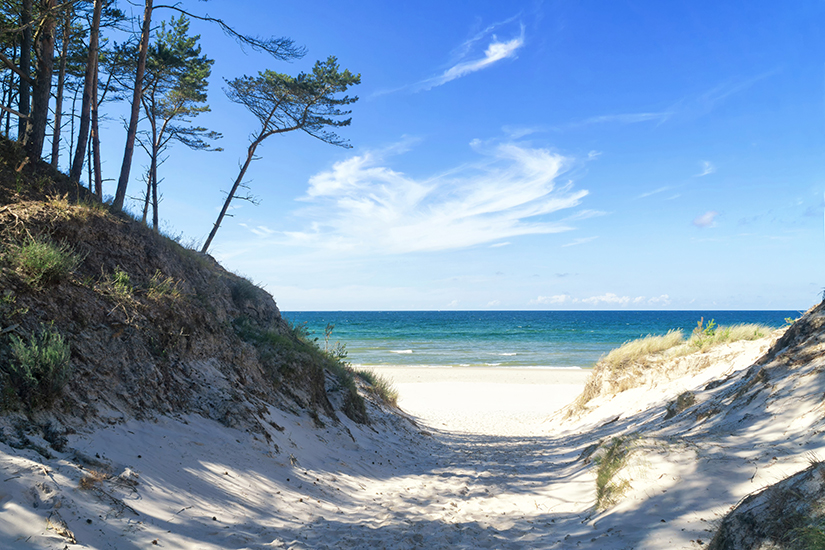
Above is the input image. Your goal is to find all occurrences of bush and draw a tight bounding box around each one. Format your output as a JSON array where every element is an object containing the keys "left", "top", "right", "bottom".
[
  {"left": 234, "top": 318, "right": 369, "bottom": 423},
  {"left": 110, "top": 266, "right": 132, "bottom": 297},
  {"left": 230, "top": 276, "right": 258, "bottom": 307},
  {"left": 10, "top": 235, "right": 82, "bottom": 286},
  {"left": 4, "top": 325, "right": 72, "bottom": 407}
]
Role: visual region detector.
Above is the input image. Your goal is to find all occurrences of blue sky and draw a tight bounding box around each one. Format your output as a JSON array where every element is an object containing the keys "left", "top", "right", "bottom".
[{"left": 93, "top": 1, "right": 825, "bottom": 311}]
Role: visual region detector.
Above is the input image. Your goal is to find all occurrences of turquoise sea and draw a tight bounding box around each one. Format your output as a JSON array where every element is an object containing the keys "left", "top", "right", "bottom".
[{"left": 282, "top": 310, "right": 799, "bottom": 369}]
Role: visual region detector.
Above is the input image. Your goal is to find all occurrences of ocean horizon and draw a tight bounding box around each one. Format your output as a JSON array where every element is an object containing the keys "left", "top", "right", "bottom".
[{"left": 282, "top": 310, "right": 799, "bottom": 369}]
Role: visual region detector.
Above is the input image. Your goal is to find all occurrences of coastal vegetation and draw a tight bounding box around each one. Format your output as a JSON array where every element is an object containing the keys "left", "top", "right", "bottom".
[
  {"left": 0, "top": 136, "right": 392, "bottom": 428},
  {"left": 6, "top": 323, "right": 71, "bottom": 408},
  {"left": 8, "top": 234, "right": 83, "bottom": 286},
  {"left": 0, "top": 0, "right": 359, "bottom": 251},
  {"left": 571, "top": 319, "right": 773, "bottom": 413},
  {"left": 594, "top": 435, "right": 636, "bottom": 511},
  {"left": 354, "top": 368, "right": 399, "bottom": 407}
]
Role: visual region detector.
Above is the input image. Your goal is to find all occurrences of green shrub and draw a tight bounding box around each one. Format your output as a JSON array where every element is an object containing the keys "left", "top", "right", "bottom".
[
  {"left": 96, "top": 266, "right": 135, "bottom": 302},
  {"left": 234, "top": 318, "right": 369, "bottom": 423},
  {"left": 230, "top": 276, "right": 258, "bottom": 306},
  {"left": 10, "top": 236, "right": 82, "bottom": 286},
  {"left": 5, "top": 325, "right": 72, "bottom": 407}
]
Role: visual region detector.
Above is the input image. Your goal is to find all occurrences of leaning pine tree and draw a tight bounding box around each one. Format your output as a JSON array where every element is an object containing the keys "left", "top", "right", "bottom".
[{"left": 201, "top": 56, "right": 360, "bottom": 253}]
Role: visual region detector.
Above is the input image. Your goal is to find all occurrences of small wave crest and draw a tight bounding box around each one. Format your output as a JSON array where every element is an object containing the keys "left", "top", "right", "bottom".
[{"left": 389, "top": 349, "right": 413, "bottom": 354}]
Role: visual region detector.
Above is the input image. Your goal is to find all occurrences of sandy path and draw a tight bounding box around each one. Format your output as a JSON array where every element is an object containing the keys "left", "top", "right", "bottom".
[{"left": 7, "top": 338, "right": 825, "bottom": 549}]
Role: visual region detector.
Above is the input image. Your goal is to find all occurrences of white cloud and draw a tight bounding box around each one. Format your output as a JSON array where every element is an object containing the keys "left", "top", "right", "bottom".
[
  {"left": 501, "top": 125, "right": 545, "bottom": 139},
  {"left": 562, "top": 236, "right": 597, "bottom": 247},
  {"left": 638, "top": 186, "right": 672, "bottom": 199},
  {"left": 647, "top": 294, "right": 671, "bottom": 305},
  {"left": 287, "top": 141, "right": 587, "bottom": 254},
  {"left": 490, "top": 242, "right": 511, "bottom": 248},
  {"left": 565, "top": 112, "right": 673, "bottom": 129},
  {"left": 531, "top": 294, "right": 571, "bottom": 305},
  {"left": 239, "top": 223, "right": 275, "bottom": 237},
  {"left": 417, "top": 25, "right": 525, "bottom": 91},
  {"left": 696, "top": 161, "right": 716, "bottom": 177},
  {"left": 693, "top": 211, "right": 719, "bottom": 228},
  {"left": 487, "top": 300, "right": 501, "bottom": 307},
  {"left": 581, "top": 293, "right": 631, "bottom": 306},
  {"left": 446, "top": 299, "right": 460, "bottom": 308}
]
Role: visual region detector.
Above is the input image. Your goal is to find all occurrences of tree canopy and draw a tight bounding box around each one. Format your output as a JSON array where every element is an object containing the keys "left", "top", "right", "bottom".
[{"left": 201, "top": 57, "right": 360, "bottom": 253}]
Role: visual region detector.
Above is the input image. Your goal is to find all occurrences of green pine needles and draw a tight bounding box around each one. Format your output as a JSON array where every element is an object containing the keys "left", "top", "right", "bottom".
[{"left": 5, "top": 325, "right": 72, "bottom": 407}]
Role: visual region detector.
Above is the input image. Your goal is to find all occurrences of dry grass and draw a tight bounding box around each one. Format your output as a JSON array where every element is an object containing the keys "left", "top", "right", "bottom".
[
  {"left": 594, "top": 436, "right": 635, "bottom": 510},
  {"left": 570, "top": 321, "right": 774, "bottom": 413},
  {"left": 355, "top": 369, "right": 399, "bottom": 407},
  {"left": 687, "top": 322, "right": 771, "bottom": 351},
  {"left": 600, "top": 330, "right": 685, "bottom": 370},
  {"left": 78, "top": 469, "right": 110, "bottom": 490},
  {"left": 147, "top": 270, "right": 181, "bottom": 301}
]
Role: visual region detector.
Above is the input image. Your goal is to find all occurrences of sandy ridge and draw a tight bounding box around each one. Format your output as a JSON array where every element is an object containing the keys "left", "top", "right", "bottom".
[{"left": 3, "top": 327, "right": 825, "bottom": 549}]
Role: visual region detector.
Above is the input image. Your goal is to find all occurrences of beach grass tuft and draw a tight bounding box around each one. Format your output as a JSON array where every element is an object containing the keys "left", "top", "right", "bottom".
[
  {"left": 355, "top": 369, "right": 399, "bottom": 407},
  {"left": 594, "top": 435, "right": 635, "bottom": 510},
  {"left": 570, "top": 320, "right": 774, "bottom": 413}
]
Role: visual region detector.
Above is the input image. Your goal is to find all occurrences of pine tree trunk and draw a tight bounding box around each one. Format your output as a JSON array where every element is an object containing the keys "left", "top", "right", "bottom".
[
  {"left": 51, "top": 7, "right": 70, "bottom": 167},
  {"left": 1, "top": 72, "right": 10, "bottom": 139},
  {"left": 69, "top": 0, "right": 101, "bottom": 181},
  {"left": 112, "top": 0, "right": 153, "bottom": 212},
  {"left": 141, "top": 172, "right": 151, "bottom": 223},
  {"left": 18, "top": 0, "right": 32, "bottom": 141},
  {"left": 91, "top": 50, "right": 102, "bottom": 199},
  {"left": 68, "top": 85, "right": 78, "bottom": 163},
  {"left": 151, "top": 150, "right": 159, "bottom": 231},
  {"left": 201, "top": 138, "right": 262, "bottom": 253},
  {"left": 25, "top": 0, "right": 57, "bottom": 158}
]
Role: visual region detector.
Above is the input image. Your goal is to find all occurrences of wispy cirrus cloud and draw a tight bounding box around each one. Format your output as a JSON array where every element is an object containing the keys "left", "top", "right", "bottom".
[
  {"left": 560, "top": 71, "right": 778, "bottom": 132},
  {"left": 562, "top": 236, "right": 597, "bottom": 247},
  {"left": 696, "top": 161, "right": 716, "bottom": 177},
  {"left": 282, "top": 140, "right": 588, "bottom": 254},
  {"left": 638, "top": 186, "right": 672, "bottom": 199},
  {"left": 416, "top": 24, "right": 525, "bottom": 91},
  {"left": 577, "top": 112, "right": 673, "bottom": 126}
]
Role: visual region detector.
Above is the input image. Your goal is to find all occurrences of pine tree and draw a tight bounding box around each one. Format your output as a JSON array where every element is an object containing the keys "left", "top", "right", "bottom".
[
  {"left": 201, "top": 56, "right": 360, "bottom": 253},
  {"left": 138, "top": 14, "right": 220, "bottom": 230}
]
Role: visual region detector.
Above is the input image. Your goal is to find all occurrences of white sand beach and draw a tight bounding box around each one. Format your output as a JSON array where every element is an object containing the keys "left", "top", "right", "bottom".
[
  {"left": 4, "top": 327, "right": 825, "bottom": 549},
  {"left": 367, "top": 366, "right": 589, "bottom": 436}
]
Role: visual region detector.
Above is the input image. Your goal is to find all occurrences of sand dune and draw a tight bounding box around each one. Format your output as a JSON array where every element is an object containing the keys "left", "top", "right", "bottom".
[{"left": 4, "top": 325, "right": 825, "bottom": 549}]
